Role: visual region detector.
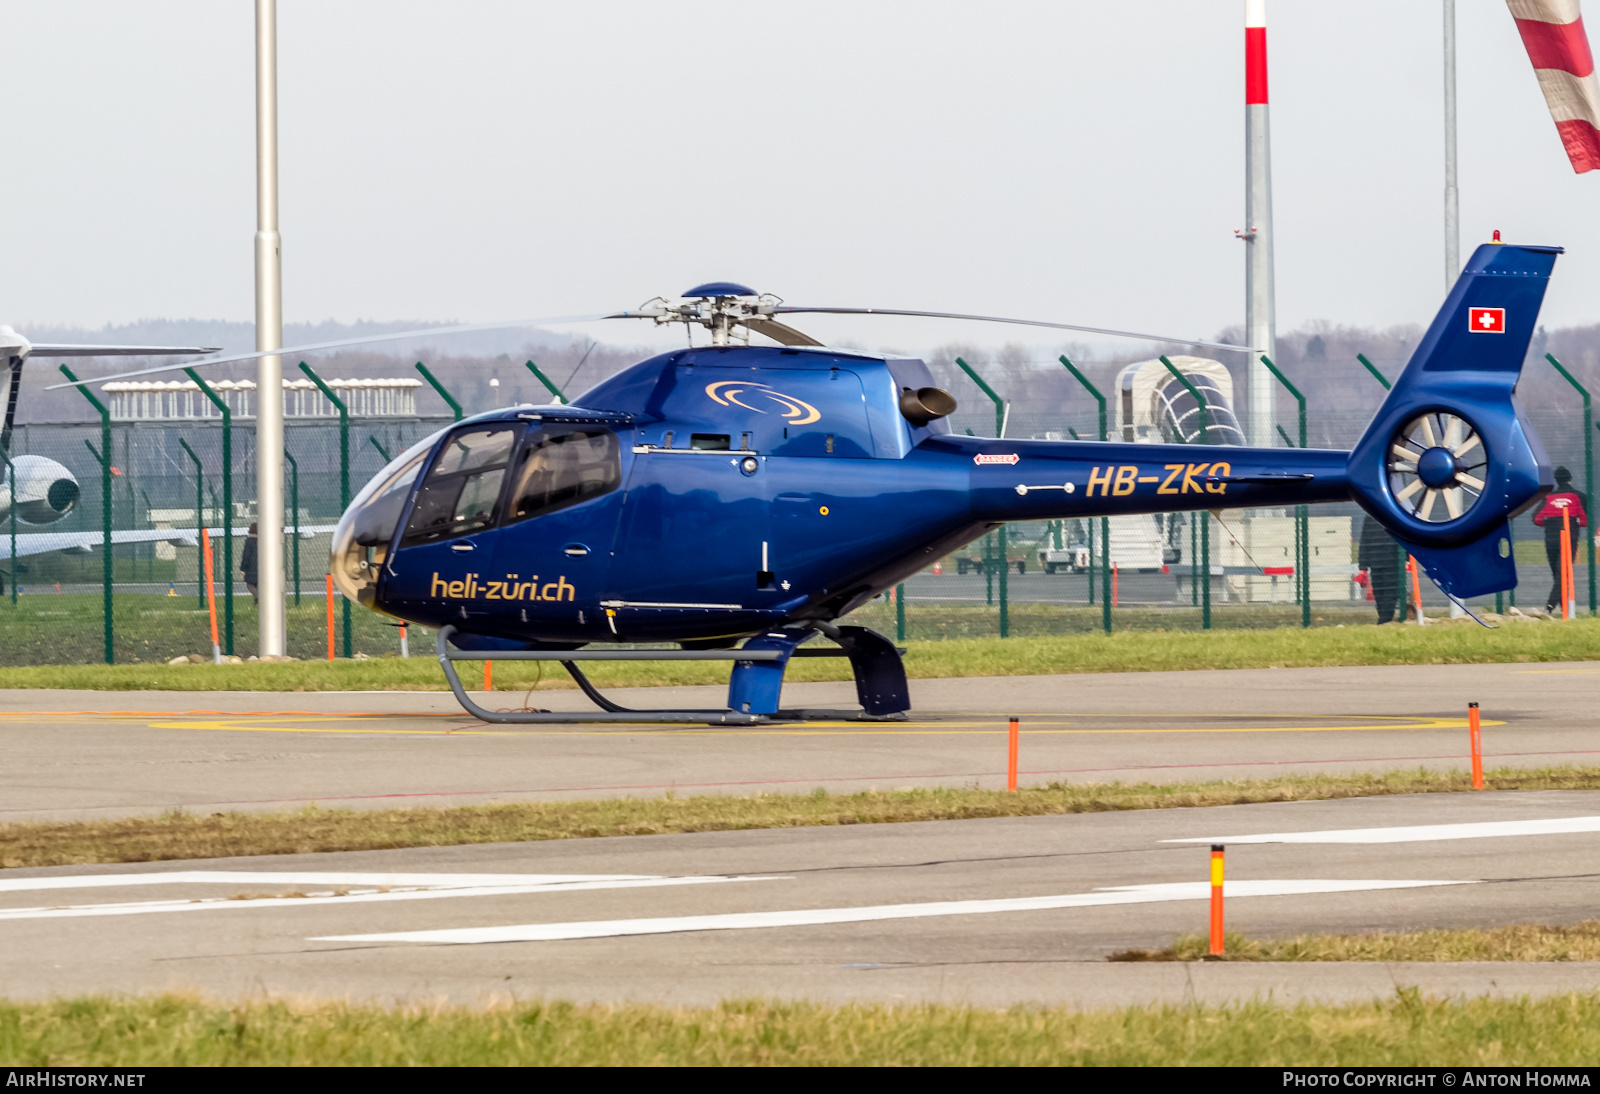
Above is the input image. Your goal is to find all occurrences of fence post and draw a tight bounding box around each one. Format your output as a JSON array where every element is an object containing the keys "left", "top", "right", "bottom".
[
  {"left": 525, "top": 360, "right": 568, "bottom": 404},
  {"left": 177, "top": 438, "right": 206, "bottom": 609},
  {"left": 368, "top": 434, "right": 391, "bottom": 462},
  {"left": 1356, "top": 354, "right": 1410, "bottom": 622},
  {"left": 895, "top": 582, "right": 906, "bottom": 642},
  {"left": 998, "top": 527, "right": 1009, "bottom": 637},
  {"left": 1060, "top": 356, "right": 1112, "bottom": 634},
  {"left": 1087, "top": 518, "right": 1096, "bottom": 606},
  {"left": 0, "top": 449, "right": 16, "bottom": 604},
  {"left": 186, "top": 369, "right": 234, "bottom": 656},
  {"left": 1261, "top": 355, "right": 1310, "bottom": 628},
  {"left": 1160, "top": 357, "right": 1212, "bottom": 628},
  {"left": 1356, "top": 353, "right": 1392, "bottom": 391},
  {"left": 284, "top": 448, "right": 300, "bottom": 606},
  {"left": 301, "top": 362, "right": 352, "bottom": 657},
  {"left": 1190, "top": 513, "right": 1199, "bottom": 607},
  {"left": 1546, "top": 354, "right": 1593, "bottom": 615},
  {"left": 415, "top": 362, "right": 463, "bottom": 420},
  {"left": 60, "top": 365, "right": 114, "bottom": 664},
  {"left": 138, "top": 488, "right": 153, "bottom": 584},
  {"left": 1271, "top": 425, "right": 1307, "bottom": 616},
  {"left": 956, "top": 357, "right": 1009, "bottom": 638}
]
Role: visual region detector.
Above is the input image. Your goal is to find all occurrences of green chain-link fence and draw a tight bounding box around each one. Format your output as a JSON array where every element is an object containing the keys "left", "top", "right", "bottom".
[{"left": 0, "top": 352, "right": 1593, "bottom": 666}]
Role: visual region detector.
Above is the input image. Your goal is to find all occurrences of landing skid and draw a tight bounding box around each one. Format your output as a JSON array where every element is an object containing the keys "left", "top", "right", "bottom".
[{"left": 434, "top": 623, "right": 910, "bottom": 725}]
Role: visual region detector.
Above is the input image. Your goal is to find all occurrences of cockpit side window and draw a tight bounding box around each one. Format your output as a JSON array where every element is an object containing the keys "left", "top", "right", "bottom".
[
  {"left": 505, "top": 428, "right": 621, "bottom": 524},
  {"left": 401, "top": 426, "right": 517, "bottom": 545}
]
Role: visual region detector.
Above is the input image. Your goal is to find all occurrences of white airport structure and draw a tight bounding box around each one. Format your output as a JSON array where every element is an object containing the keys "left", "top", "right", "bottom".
[
  {"left": 1104, "top": 356, "right": 1354, "bottom": 603},
  {"left": 100, "top": 378, "right": 423, "bottom": 420}
]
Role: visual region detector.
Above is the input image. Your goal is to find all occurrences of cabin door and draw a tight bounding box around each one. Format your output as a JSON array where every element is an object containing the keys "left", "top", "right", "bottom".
[{"left": 484, "top": 424, "right": 625, "bottom": 641}]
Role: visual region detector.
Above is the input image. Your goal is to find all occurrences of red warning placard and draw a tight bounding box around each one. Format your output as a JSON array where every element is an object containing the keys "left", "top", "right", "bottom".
[{"left": 1469, "top": 307, "right": 1506, "bottom": 333}]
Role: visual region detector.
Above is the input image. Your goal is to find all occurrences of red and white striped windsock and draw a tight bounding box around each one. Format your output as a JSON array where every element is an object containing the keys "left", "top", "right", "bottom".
[{"left": 1507, "top": 0, "right": 1600, "bottom": 173}]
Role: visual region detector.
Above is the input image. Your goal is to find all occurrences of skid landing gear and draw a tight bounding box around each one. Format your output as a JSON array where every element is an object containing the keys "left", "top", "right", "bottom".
[{"left": 435, "top": 623, "right": 909, "bottom": 725}]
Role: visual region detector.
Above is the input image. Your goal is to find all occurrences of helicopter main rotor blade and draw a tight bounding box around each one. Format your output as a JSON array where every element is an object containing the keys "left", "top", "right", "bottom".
[
  {"left": 773, "top": 306, "right": 1253, "bottom": 354},
  {"left": 28, "top": 344, "right": 220, "bottom": 357},
  {"left": 46, "top": 313, "right": 626, "bottom": 389},
  {"left": 744, "top": 317, "right": 825, "bottom": 347}
]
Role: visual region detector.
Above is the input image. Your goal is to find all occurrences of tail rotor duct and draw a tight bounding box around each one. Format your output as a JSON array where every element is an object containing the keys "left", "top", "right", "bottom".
[{"left": 1386, "top": 411, "right": 1487, "bottom": 524}]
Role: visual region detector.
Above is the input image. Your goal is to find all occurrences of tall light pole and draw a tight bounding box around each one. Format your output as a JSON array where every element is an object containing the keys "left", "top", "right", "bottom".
[
  {"left": 1443, "top": 0, "right": 1460, "bottom": 287},
  {"left": 1240, "top": 0, "right": 1276, "bottom": 448},
  {"left": 256, "top": 0, "right": 286, "bottom": 655},
  {"left": 1444, "top": 0, "right": 1467, "bottom": 620}
]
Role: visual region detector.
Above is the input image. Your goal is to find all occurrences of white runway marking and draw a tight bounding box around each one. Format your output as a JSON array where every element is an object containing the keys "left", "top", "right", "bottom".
[
  {"left": 0, "top": 871, "right": 654, "bottom": 894},
  {"left": 312, "top": 878, "right": 1474, "bottom": 946},
  {"left": 0, "top": 870, "right": 783, "bottom": 921},
  {"left": 1164, "top": 816, "right": 1600, "bottom": 846}
]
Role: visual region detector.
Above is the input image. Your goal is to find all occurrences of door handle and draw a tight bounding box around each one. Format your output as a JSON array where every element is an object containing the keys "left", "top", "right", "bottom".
[
  {"left": 563, "top": 543, "right": 590, "bottom": 557},
  {"left": 450, "top": 542, "right": 476, "bottom": 553}
]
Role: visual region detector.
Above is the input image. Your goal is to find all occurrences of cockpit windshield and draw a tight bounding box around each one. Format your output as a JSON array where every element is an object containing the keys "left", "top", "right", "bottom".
[
  {"left": 328, "top": 426, "right": 447, "bottom": 606},
  {"left": 402, "top": 427, "right": 518, "bottom": 546}
]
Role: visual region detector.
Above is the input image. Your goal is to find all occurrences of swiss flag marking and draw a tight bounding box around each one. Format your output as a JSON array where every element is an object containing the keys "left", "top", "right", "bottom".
[{"left": 1469, "top": 307, "right": 1506, "bottom": 333}]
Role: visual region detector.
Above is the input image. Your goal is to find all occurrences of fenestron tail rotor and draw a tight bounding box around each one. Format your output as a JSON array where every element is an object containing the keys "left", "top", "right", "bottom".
[{"left": 1386, "top": 411, "right": 1488, "bottom": 524}]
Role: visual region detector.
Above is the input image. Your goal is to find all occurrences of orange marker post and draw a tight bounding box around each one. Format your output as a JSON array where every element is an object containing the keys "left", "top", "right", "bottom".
[
  {"left": 1469, "top": 702, "right": 1484, "bottom": 790},
  {"left": 1209, "top": 844, "right": 1225, "bottom": 956},
  {"left": 1407, "top": 555, "right": 1426, "bottom": 624},
  {"left": 1561, "top": 509, "right": 1575, "bottom": 620},
  {"left": 1111, "top": 564, "right": 1119, "bottom": 607},
  {"left": 324, "top": 574, "right": 335, "bottom": 661},
  {"left": 201, "top": 528, "right": 221, "bottom": 665},
  {"left": 484, "top": 661, "right": 494, "bottom": 691},
  {"left": 1006, "top": 716, "right": 1019, "bottom": 792},
  {"left": 398, "top": 623, "right": 409, "bottom": 659}
]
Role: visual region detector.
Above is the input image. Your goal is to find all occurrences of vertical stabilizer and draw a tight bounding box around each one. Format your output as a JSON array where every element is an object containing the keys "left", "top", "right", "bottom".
[
  {"left": 0, "top": 357, "right": 21, "bottom": 455},
  {"left": 1346, "top": 241, "right": 1560, "bottom": 597}
]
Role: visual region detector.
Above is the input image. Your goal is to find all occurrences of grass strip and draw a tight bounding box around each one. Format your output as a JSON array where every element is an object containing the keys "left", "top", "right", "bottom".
[
  {"left": 1112, "top": 922, "right": 1600, "bottom": 963},
  {"left": 7, "top": 765, "right": 1600, "bottom": 870},
  {"left": 2, "top": 616, "right": 1598, "bottom": 691},
  {"left": 4, "top": 992, "right": 1600, "bottom": 1065}
]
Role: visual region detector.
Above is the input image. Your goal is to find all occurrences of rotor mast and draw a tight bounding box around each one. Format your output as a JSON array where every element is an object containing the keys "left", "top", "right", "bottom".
[{"left": 256, "top": 0, "right": 286, "bottom": 656}]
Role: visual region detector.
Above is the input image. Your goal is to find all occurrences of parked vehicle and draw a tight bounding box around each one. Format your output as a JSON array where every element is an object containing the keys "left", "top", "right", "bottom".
[
  {"left": 955, "top": 554, "right": 1027, "bottom": 575},
  {"left": 1037, "top": 545, "right": 1091, "bottom": 574}
]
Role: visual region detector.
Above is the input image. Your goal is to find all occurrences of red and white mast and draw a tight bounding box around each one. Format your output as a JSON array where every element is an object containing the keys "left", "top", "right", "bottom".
[{"left": 1241, "top": 0, "right": 1276, "bottom": 447}]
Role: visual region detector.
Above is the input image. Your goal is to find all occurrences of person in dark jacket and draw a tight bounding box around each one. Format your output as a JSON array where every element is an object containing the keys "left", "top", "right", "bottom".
[
  {"left": 240, "top": 522, "right": 259, "bottom": 603},
  {"left": 1533, "top": 466, "right": 1589, "bottom": 613},
  {"left": 1358, "top": 514, "right": 1401, "bottom": 624}
]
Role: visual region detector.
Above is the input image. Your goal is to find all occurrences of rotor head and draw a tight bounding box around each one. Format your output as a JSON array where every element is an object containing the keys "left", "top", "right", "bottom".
[{"left": 633, "top": 285, "right": 820, "bottom": 347}]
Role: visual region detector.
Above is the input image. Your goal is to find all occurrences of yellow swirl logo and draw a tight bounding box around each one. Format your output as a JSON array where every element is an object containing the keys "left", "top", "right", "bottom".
[{"left": 704, "top": 381, "right": 821, "bottom": 425}]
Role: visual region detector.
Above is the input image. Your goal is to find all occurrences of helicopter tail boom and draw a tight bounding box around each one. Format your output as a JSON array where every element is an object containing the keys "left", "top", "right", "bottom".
[
  {"left": 955, "top": 437, "right": 1349, "bottom": 524},
  {"left": 1345, "top": 241, "right": 1561, "bottom": 598}
]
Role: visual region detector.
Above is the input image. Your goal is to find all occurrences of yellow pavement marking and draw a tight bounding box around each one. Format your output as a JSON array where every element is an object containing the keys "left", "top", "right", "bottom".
[
  {"left": 141, "top": 715, "right": 1493, "bottom": 737},
  {"left": 0, "top": 709, "right": 459, "bottom": 718},
  {"left": 146, "top": 720, "right": 516, "bottom": 736}
]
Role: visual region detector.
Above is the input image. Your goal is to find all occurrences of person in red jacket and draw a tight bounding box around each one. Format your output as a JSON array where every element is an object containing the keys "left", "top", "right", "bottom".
[{"left": 1533, "top": 466, "right": 1588, "bottom": 612}]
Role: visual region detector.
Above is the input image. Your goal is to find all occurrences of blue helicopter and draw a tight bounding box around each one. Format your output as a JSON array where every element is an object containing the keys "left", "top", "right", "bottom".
[{"left": 69, "top": 241, "right": 1562, "bottom": 725}]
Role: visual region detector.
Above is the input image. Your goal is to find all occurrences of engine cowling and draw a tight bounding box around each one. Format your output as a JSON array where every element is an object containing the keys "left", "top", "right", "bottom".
[{"left": 2, "top": 454, "right": 79, "bottom": 525}]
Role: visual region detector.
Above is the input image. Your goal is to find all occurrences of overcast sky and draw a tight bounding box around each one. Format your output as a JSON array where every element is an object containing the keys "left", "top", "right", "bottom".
[{"left": 1, "top": 1, "right": 1594, "bottom": 355}]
